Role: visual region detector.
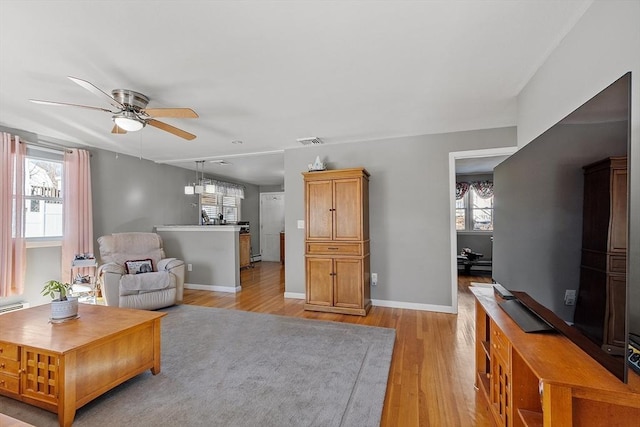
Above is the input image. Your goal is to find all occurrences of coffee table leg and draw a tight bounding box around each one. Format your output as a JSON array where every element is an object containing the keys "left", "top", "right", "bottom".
[
  {"left": 151, "top": 318, "right": 162, "bottom": 375},
  {"left": 58, "top": 352, "right": 77, "bottom": 427}
]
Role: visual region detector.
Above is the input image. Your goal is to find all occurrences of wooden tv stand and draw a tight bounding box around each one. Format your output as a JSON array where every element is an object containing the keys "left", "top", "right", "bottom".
[{"left": 471, "top": 286, "right": 640, "bottom": 426}]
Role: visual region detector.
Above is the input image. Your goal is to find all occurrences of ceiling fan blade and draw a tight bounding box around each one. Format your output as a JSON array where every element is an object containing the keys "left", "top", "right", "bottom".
[
  {"left": 30, "top": 99, "right": 115, "bottom": 113},
  {"left": 143, "top": 108, "right": 199, "bottom": 118},
  {"left": 147, "top": 119, "right": 196, "bottom": 141},
  {"left": 68, "top": 76, "right": 124, "bottom": 110},
  {"left": 111, "top": 124, "right": 127, "bottom": 134}
]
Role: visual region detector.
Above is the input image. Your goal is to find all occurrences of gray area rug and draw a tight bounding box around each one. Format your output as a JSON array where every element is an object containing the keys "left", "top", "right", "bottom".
[{"left": 1, "top": 305, "right": 395, "bottom": 426}]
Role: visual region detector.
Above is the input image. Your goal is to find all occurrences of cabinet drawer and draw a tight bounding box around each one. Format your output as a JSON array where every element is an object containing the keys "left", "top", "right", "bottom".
[
  {"left": 0, "top": 357, "right": 19, "bottom": 376},
  {"left": 609, "top": 255, "right": 626, "bottom": 273},
  {"left": 490, "top": 321, "right": 510, "bottom": 367},
  {"left": 0, "top": 372, "right": 19, "bottom": 393},
  {"left": 307, "top": 242, "right": 362, "bottom": 256},
  {"left": 0, "top": 342, "right": 19, "bottom": 361}
]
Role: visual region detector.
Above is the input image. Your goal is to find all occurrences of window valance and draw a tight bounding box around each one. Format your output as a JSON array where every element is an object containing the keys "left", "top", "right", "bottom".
[
  {"left": 202, "top": 179, "right": 245, "bottom": 199},
  {"left": 456, "top": 180, "right": 494, "bottom": 200}
]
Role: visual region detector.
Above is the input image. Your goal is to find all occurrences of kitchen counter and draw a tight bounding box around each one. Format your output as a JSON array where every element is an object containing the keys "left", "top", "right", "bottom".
[
  {"left": 156, "top": 225, "right": 242, "bottom": 231},
  {"left": 155, "top": 225, "right": 242, "bottom": 292}
]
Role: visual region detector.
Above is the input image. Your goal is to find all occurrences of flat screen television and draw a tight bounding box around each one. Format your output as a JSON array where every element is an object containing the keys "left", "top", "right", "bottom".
[{"left": 492, "top": 72, "right": 632, "bottom": 382}]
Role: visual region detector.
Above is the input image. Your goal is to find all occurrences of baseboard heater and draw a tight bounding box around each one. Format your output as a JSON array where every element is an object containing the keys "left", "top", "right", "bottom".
[{"left": 0, "top": 301, "right": 30, "bottom": 315}]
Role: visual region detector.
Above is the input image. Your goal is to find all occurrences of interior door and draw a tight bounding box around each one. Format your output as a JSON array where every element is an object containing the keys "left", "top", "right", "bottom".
[{"left": 260, "top": 192, "right": 285, "bottom": 262}]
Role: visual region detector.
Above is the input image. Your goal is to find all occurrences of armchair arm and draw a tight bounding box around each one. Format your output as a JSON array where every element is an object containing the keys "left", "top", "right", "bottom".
[
  {"left": 158, "top": 258, "right": 185, "bottom": 303},
  {"left": 98, "top": 262, "right": 126, "bottom": 275},
  {"left": 98, "top": 262, "right": 125, "bottom": 307},
  {"left": 157, "top": 257, "right": 183, "bottom": 271}
]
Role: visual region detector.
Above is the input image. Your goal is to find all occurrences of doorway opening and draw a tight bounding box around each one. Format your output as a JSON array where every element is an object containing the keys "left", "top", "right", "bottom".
[
  {"left": 448, "top": 147, "right": 517, "bottom": 313},
  {"left": 260, "top": 192, "right": 285, "bottom": 262}
]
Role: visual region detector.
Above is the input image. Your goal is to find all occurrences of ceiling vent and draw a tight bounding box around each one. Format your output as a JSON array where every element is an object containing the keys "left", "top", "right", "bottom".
[{"left": 297, "top": 137, "right": 324, "bottom": 146}]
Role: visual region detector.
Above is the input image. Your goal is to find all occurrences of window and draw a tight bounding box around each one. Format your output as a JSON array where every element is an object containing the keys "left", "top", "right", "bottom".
[
  {"left": 201, "top": 194, "right": 241, "bottom": 222},
  {"left": 456, "top": 186, "right": 493, "bottom": 231},
  {"left": 24, "top": 154, "right": 63, "bottom": 238},
  {"left": 470, "top": 189, "right": 493, "bottom": 231}
]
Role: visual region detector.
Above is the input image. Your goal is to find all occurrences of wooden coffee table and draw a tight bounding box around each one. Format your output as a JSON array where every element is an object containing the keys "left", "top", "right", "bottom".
[{"left": 0, "top": 304, "right": 166, "bottom": 427}]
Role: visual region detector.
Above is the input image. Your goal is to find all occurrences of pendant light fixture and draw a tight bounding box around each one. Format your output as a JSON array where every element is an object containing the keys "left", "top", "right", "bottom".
[
  {"left": 184, "top": 160, "right": 206, "bottom": 195},
  {"left": 195, "top": 160, "right": 205, "bottom": 194}
]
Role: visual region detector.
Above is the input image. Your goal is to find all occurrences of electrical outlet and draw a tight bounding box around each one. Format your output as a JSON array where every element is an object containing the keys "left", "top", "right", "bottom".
[
  {"left": 564, "top": 289, "right": 577, "bottom": 306},
  {"left": 187, "top": 263, "right": 193, "bottom": 272},
  {"left": 297, "top": 220, "right": 305, "bottom": 229},
  {"left": 371, "top": 273, "right": 378, "bottom": 286}
]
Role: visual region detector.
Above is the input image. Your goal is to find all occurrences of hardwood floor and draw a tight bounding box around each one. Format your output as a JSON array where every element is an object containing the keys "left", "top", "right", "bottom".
[{"left": 183, "top": 262, "right": 494, "bottom": 426}]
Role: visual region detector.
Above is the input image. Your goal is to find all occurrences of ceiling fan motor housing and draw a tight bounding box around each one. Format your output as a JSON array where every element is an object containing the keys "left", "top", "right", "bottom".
[{"left": 111, "top": 89, "right": 150, "bottom": 111}]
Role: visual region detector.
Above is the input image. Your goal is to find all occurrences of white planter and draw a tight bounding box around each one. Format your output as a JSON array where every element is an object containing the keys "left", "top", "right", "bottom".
[{"left": 50, "top": 297, "right": 79, "bottom": 320}]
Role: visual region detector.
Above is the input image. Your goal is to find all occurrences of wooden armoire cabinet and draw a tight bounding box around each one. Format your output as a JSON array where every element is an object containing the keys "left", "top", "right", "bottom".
[
  {"left": 574, "top": 156, "right": 627, "bottom": 354},
  {"left": 303, "top": 168, "right": 371, "bottom": 316}
]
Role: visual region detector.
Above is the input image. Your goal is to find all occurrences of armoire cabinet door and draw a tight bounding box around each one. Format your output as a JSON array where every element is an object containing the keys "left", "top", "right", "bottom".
[
  {"left": 333, "top": 178, "right": 362, "bottom": 241},
  {"left": 306, "top": 257, "right": 333, "bottom": 306},
  {"left": 306, "top": 180, "right": 333, "bottom": 240},
  {"left": 333, "top": 258, "right": 362, "bottom": 309}
]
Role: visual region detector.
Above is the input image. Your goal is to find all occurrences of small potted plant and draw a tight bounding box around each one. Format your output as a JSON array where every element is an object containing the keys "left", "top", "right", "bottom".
[{"left": 42, "top": 280, "right": 78, "bottom": 321}]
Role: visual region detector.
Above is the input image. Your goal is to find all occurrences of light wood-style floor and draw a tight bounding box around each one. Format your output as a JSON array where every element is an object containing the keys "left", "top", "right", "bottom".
[{"left": 183, "top": 262, "right": 494, "bottom": 426}]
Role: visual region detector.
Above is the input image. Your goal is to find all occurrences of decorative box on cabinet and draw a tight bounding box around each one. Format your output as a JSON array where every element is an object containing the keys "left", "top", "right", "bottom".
[
  {"left": 303, "top": 168, "right": 371, "bottom": 316},
  {"left": 472, "top": 286, "right": 640, "bottom": 427}
]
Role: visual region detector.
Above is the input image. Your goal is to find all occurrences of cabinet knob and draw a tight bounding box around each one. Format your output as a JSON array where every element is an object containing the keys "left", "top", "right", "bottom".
[
  {"left": 0, "top": 348, "right": 3, "bottom": 353},
  {"left": 0, "top": 363, "right": 4, "bottom": 368}
]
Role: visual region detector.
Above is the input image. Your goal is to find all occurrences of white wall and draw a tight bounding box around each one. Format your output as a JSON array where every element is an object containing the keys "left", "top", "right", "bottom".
[
  {"left": 516, "top": 0, "right": 640, "bottom": 331},
  {"left": 283, "top": 127, "right": 516, "bottom": 311}
]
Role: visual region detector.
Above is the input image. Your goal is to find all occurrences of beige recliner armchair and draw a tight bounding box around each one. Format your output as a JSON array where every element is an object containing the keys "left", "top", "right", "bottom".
[{"left": 97, "top": 232, "right": 185, "bottom": 310}]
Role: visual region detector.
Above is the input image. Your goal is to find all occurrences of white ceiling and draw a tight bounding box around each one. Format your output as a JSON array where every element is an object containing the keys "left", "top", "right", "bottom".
[{"left": 0, "top": 0, "right": 593, "bottom": 185}]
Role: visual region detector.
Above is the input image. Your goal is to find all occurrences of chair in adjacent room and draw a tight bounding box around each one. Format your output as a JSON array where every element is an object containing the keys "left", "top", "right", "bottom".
[{"left": 97, "top": 232, "right": 185, "bottom": 310}]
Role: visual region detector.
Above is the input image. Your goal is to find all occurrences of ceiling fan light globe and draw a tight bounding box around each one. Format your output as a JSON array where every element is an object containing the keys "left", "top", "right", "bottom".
[{"left": 114, "top": 116, "right": 144, "bottom": 132}]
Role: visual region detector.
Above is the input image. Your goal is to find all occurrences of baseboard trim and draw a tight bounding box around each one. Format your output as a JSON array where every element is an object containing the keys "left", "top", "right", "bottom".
[
  {"left": 283, "top": 292, "right": 456, "bottom": 313},
  {"left": 371, "top": 299, "right": 456, "bottom": 314},
  {"left": 284, "top": 292, "right": 305, "bottom": 300},
  {"left": 184, "top": 283, "right": 242, "bottom": 293}
]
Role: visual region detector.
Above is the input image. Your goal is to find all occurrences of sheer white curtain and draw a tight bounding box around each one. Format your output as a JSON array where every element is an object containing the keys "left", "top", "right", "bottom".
[
  {"left": 0, "top": 133, "right": 26, "bottom": 297},
  {"left": 61, "top": 149, "right": 93, "bottom": 283}
]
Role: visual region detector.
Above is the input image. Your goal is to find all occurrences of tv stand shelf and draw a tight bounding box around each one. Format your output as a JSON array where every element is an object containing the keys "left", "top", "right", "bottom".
[{"left": 472, "top": 286, "right": 640, "bottom": 427}]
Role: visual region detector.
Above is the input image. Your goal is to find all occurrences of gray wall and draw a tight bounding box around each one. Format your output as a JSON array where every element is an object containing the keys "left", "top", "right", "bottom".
[
  {"left": 91, "top": 148, "right": 259, "bottom": 259},
  {"left": 493, "top": 121, "right": 627, "bottom": 320},
  {"left": 516, "top": 0, "right": 640, "bottom": 333},
  {"left": 284, "top": 127, "right": 516, "bottom": 308},
  {"left": 91, "top": 149, "right": 198, "bottom": 251}
]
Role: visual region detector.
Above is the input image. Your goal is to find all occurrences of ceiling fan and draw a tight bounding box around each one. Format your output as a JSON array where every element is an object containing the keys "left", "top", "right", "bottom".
[{"left": 30, "top": 76, "right": 198, "bottom": 140}]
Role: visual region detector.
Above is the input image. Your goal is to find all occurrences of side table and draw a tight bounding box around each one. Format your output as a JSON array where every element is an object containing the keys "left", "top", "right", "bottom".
[{"left": 70, "top": 258, "right": 97, "bottom": 304}]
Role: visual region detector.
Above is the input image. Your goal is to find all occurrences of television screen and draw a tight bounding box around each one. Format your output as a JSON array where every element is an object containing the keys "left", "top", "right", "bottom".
[{"left": 492, "top": 72, "right": 631, "bottom": 382}]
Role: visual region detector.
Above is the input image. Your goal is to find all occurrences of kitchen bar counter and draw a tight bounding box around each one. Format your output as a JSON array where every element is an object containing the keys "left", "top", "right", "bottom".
[{"left": 155, "top": 225, "right": 242, "bottom": 292}]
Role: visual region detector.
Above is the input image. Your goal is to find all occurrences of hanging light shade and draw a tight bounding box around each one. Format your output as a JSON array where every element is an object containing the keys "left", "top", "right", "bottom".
[{"left": 184, "top": 184, "right": 195, "bottom": 195}]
